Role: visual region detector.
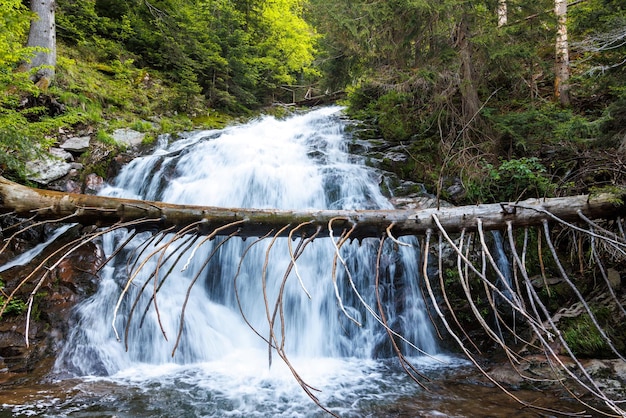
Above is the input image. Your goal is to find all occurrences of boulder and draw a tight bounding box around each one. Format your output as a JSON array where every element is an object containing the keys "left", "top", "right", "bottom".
[
  {"left": 84, "top": 173, "right": 105, "bottom": 195},
  {"left": 112, "top": 128, "right": 145, "bottom": 148},
  {"left": 25, "top": 155, "right": 72, "bottom": 185},
  {"left": 49, "top": 147, "right": 74, "bottom": 162},
  {"left": 60, "top": 136, "right": 91, "bottom": 153}
]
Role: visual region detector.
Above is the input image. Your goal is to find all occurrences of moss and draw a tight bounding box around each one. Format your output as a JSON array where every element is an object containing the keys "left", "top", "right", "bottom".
[
  {"left": 561, "top": 306, "right": 625, "bottom": 358},
  {"left": 95, "top": 129, "right": 117, "bottom": 146},
  {"left": 589, "top": 185, "right": 626, "bottom": 206},
  {"left": 562, "top": 314, "right": 611, "bottom": 358}
]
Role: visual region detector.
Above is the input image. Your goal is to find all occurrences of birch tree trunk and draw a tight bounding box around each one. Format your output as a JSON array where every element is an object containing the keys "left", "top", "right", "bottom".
[
  {"left": 26, "top": 0, "right": 56, "bottom": 88},
  {"left": 497, "top": 0, "right": 507, "bottom": 27},
  {"left": 554, "top": 0, "right": 570, "bottom": 106}
]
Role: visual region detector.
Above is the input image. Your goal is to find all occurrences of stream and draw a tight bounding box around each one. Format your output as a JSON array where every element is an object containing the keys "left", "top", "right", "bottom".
[{"left": 0, "top": 107, "right": 588, "bottom": 417}]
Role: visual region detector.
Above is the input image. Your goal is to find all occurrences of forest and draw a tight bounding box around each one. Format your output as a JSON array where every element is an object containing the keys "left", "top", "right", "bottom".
[
  {"left": 1, "top": 1, "right": 626, "bottom": 415},
  {"left": 0, "top": 0, "right": 623, "bottom": 203}
]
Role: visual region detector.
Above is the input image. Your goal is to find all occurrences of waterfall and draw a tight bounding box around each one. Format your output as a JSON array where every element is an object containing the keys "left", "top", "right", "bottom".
[
  {"left": 490, "top": 230, "right": 514, "bottom": 303},
  {"left": 54, "top": 107, "right": 442, "bottom": 416}
]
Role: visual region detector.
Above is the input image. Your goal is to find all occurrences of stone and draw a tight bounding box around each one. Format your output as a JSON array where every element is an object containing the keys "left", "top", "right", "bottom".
[
  {"left": 112, "top": 128, "right": 145, "bottom": 148},
  {"left": 446, "top": 178, "right": 466, "bottom": 203},
  {"left": 607, "top": 268, "right": 621, "bottom": 290},
  {"left": 383, "top": 151, "right": 408, "bottom": 163},
  {"left": 49, "top": 147, "right": 74, "bottom": 162},
  {"left": 62, "top": 179, "right": 82, "bottom": 193},
  {"left": 25, "top": 155, "right": 72, "bottom": 185},
  {"left": 60, "top": 136, "right": 91, "bottom": 153},
  {"left": 84, "top": 173, "right": 105, "bottom": 195},
  {"left": 613, "top": 359, "right": 626, "bottom": 381}
]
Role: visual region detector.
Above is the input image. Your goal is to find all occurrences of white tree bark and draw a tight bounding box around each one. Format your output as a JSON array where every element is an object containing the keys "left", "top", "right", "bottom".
[
  {"left": 26, "top": 0, "right": 57, "bottom": 85},
  {"left": 497, "top": 0, "right": 507, "bottom": 27},
  {"left": 554, "top": 0, "right": 570, "bottom": 106}
]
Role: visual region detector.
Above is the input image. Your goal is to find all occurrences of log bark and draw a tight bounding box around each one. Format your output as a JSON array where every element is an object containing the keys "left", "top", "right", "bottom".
[{"left": 0, "top": 176, "right": 624, "bottom": 239}]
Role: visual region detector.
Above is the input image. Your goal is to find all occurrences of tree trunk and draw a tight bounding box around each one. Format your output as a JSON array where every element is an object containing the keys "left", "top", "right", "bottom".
[
  {"left": 26, "top": 0, "right": 57, "bottom": 88},
  {"left": 1, "top": 177, "right": 624, "bottom": 239},
  {"left": 554, "top": 0, "right": 570, "bottom": 106},
  {"left": 497, "top": 0, "right": 507, "bottom": 27},
  {"left": 455, "top": 15, "right": 481, "bottom": 125}
]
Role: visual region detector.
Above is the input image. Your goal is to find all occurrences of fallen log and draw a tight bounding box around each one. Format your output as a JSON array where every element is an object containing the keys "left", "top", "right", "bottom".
[{"left": 1, "top": 176, "right": 624, "bottom": 238}]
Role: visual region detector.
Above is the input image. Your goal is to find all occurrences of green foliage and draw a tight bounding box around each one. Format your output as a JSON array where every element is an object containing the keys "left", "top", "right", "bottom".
[
  {"left": 484, "top": 104, "right": 600, "bottom": 155},
  {"left": 589, "top": 185, "right": 626, "bottom": 206},
  {"left": 0, "top": 112, "right": 52, "bottom": 179},
  {"left": 130, "top": 120, "right": 154, "bottom": 133},
  {"left": 95, "top": 129, "right": 116, "bottom": 146},
  {"left": 0, "top": 279, "right": 27, "bottom": 317},
  {"left": 371, "top": 91, "right": 418, "bottom": 142},
  {"left": 56, "top": 0, "right": 318, "bottom": 111},
  {"left": 0, "top": 0, "right": 39, "bottom": 107},
  {"left": 561, "top": 307, "right": 622, "bottom": 358},
  {"left": 466, "top": 157, "right": 557, "bottom": 203}
]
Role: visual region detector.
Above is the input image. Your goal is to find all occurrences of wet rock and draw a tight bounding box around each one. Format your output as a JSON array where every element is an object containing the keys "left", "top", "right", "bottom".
[
  {"left": 112, "top": 128, "right": 145, "bottom": 148},
  {"left": 613, "top": 359, "right": 626, "bottom": 381},
  {"left": 581, "top": 359, "right": 626, "bottom": 399},
  {"left": 84, "top": 173, "right": 105, "bottom": 195},
  {"left": 60, "top": 135, "right": 91, "bottom": 153},
  {"left": 446, "top": 178, "right": 466, "bottom": 203},
  {"left": 383, "top": 151, "right": 409, "bottom": 163},
  {"left": 487, "top": 363, "right": 526, "bottom": 386},
  {"left": 0, "top": 226, "right": 103, "bottom": 375}
]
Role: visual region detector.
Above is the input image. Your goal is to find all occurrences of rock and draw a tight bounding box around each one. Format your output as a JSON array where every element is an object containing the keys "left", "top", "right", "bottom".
[
  {"left": 0, "top": 229, "right": 102, "bottom": 376},
  {"left": 488, "top": 363, "right": 527, "bottom": 386},
  {"left": 383, "top": 151, "right": 408, "bottom": 163},
  {"left": 390, "top": 194, "right": 452, "bottom": 210},
  {"left": 607, "top": 268, "right": 621, "bottom": 290},
  {"left": 584, "top": 359, "right": 612, "bottom": 376},
  {"left": 446, "top": 178, "right": 466, "bottom": 203},
  {"left": 84, "top": 173, "right": 105, "bottom": 195},
  {"left": 49, "top": 147, "right": 74, "bottom": 162},
  {"left": 61, "top": 136, "right": 91, "bottom": 153},
  {"left": 25, "top": 154, "right": 72, "bottom": 185},
  {"left": 62, "top": 179, "right": 82, "bottom": 193},
  {"left": 612, "top": 359, "right": 626, "bottom": 381},
  {"left": 112, "top": 128, "right": 145, "bottom": 148}
]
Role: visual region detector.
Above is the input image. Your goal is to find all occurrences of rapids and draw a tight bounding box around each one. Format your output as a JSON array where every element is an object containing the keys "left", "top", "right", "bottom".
[
  {"left": 51, "top": 106, "right": 442, "bottom": 415},
  {"left": 0, "top": 107, "right": 593, "bottom": 417}
]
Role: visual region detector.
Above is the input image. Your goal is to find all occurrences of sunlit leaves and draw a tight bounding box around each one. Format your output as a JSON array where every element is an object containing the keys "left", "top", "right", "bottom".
[{"left": 54, "top": 0, "right": 318, "bottom": 110}]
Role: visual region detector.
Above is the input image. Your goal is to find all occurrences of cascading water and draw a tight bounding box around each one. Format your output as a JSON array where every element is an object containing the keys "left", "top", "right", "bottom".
[{"left": 46, "top": 107, "right": 450, "bottom": 417}]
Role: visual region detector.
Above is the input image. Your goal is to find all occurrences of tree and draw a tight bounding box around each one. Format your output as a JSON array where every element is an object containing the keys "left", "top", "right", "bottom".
[
  {"left": 554, "top": 0, "right": 570, "bottom": 106},
  {"left": 24, "top": 0, "right": 57, "bottom": 88},
  {"left": 0, "top": 175, "right": 623, "bottom": 238},
  {"left": 497, "top": 0, "right": 507, "bottom": 27}
]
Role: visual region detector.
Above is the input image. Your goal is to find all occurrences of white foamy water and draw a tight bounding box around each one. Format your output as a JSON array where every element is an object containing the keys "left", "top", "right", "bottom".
[{"left": 7, "top": 107, "right": 455, "bottom": 417}]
